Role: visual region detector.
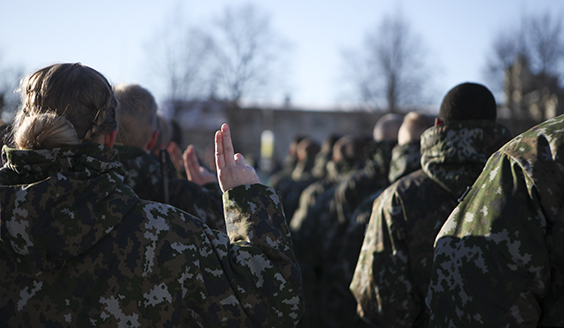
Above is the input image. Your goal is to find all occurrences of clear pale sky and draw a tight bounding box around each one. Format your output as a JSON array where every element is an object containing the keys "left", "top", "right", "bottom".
[{"left": 1, "top": 0, "right": 563, "bottom": 109}]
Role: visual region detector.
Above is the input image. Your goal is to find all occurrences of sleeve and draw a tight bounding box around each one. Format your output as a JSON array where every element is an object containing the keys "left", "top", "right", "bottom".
[
  {"left": 183, "top": 183, "right": 304, "bottom": 327},
  {"left": 167, "top": 178, "right": 226, "bottom": 232},
  {"left": 333, "top": 170, "right": 388, "bottom": 226},
  {"left": 426, "top": 152, "right": 552, "bottom": 327},
  {"left": 349, "top": 186, "right": 419, "bottom": 328}
]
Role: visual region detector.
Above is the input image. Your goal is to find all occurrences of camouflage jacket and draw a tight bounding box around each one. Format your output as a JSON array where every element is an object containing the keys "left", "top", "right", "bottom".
[
  {"left": 317, "top": 141, "right": 424, "bottom": 328},
  {"left": 289, "top": 157, "right": 365, "bottom": 328},
  {"left": 427, "top": 115, "right": 564, "bottom": 327},
  {"left": 0, "top": 143, "right": 304, "bottom": 327},
  {"left": 115, "top": 144, "right": 225, "bottom": 232},
  {"left": 331, "top": 140, "right": 397, "bottom": 226},
  {"left": 350, "top": 120, "right": 511, "bottom": 328},
  {"left": 333, "top": 140, "right": 424, "bottom": 290}
]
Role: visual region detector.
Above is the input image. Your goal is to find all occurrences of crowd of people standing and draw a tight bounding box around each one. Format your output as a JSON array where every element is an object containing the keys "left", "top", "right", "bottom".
[
  {"left": 271, "top": 82, "right": 563, "bottom": 327},
  {"left": 0, "top": 62, "right": 562, "bottom": 327}
]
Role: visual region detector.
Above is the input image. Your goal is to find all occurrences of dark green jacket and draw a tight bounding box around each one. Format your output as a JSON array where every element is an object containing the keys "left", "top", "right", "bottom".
[
  {"left": 0, "top": 143, "right": 304, "bottom": 327},
  {"left": 115, "top": 144, "right": 225, "bottom": 232},
  {"left": 351, "top": 120, "right": 511, "bottom": 328},
  {"left": 428, "top": 114, "right": 564, "bottom": 327},
  {"left": 320, "top": 141, "right": 424, "bottom": 328}
]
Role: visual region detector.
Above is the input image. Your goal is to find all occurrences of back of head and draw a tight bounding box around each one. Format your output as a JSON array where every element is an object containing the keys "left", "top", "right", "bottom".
[
  {"left": 332, "top": 135, "right": 368, "bottom": 164},
  {"left": 289, "top": 134, "right": 308, "bottom": 158},
  {"left": 373, "top": 113, "right": 404, "bottom": 142},
  {"left": 439, "top": 82, "right": 497, "bottom": 123},
  {"left": 296, "top": 137, "right": 320, "bottom": 162},
  {"left": 398, "top": 112, "right": 436, "bottom": 145},
  {"left": 150, "top": 113, "right": 172, "bottom": 156},
  {"left": 13, "top": 63, "right": 118, "bottom": 149},
  {"left": 114, "top": 84, "right": 158, "bottom": 149}
]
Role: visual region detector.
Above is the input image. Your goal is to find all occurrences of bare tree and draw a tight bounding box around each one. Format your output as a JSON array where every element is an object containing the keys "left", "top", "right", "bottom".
[
  {"left": 484, "top": 11, "right": 564, "bottom": 122},
  {"left": 147, "top": 5, "right": 217, "bottom": 104},
  {"left": 148, "top": 3, "right": 289, "bottom": 107},
  {"left": 0, "top": 52, "right": 24, "bottom": 121},
  {"left": 211, "top": 3, "right": 288, "bottom": 104},
  {"left": 483, "top": 26, "right": 526, "bottom": 90},
  {"left": 341, "top": 11, "right": 430, "bottom": 112}
]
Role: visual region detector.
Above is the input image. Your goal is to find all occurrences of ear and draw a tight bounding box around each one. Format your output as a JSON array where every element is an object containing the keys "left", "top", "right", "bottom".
[
  {"left": 434, "top": 118, "right": 443, "bottom": 126},
  {"left": 104, "top": 128, "right": 118, "bottom": 148},
  {"left": 146, "top": 130, "right": 159, "bottom": 152}
]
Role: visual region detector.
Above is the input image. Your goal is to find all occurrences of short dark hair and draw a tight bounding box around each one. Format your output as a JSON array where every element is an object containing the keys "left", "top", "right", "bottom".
[{"left": 439, "top": 82, "right": 497, "bottom": 122}]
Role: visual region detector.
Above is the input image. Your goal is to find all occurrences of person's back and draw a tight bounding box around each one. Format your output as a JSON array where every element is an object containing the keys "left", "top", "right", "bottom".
[
  {"left": 282, "top": 137, "right": 321, "bottom": 221},
  {"left": 330, "top": 113, "right": 404, "bottom": 231},
  {"left": 290, "top": 134, "right": 371, "bottom": 328},
  {"left": 319, "top": 111, "right": 435, "bottom": 328},
  {"left": 427, "top": 110, "right": 564, "bottom": 326},
  {"left": 350, "top": 82, "right": 512, "bottom": 327},
  {"left": 114, "top": 84, "right": 225, "bottom": 231},
  {"left": 0, "top": 63, "right": 304, "bottom": 327}
]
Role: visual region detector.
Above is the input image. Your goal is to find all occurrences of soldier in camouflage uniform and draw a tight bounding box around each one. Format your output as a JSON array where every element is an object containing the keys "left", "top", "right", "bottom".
[
  {"left": 330, "top": 113, "right": 405, "bottom": 227},
  {"left": 278, "top": 137, "right": 320, "bottom": 221},
  {"left": 290, "top": 134, "right": 372, "bottom": 328},
  {"left": 269, "top": 133, "right": 307, "bottom": 197},
  {"left": 114, "top": 84, "right": 225, "bottom": 232},
  {"left": 0, "top": 63, "right": 304, "bottom": 327},
  {"left": 350, "top": 83, "right": 512, "bottom": 327},
  {"left": 320, "top": 112, "right": 435, "bottom": 328},
  {"left": 426, "top": 113, "right": 564, "bottom": 326}
]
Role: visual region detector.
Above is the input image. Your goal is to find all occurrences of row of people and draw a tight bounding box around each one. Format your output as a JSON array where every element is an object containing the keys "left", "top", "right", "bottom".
[
  {"left": 2, "top": 61, "right": 561, "bottom": 326},
  {"left": 275, "top": 82, "right": 563, "bottom": 327},
  {"left": 0, "top": 63, "right": 305, "bottom": 327}
]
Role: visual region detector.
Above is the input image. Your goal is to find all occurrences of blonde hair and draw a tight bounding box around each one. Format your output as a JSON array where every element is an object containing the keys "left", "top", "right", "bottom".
[
  {"left": 114, "top": 84, "right": 158, "bottom": 149},
  {"left": 12, "top": 63, "right": 118, "bottom": 150}
]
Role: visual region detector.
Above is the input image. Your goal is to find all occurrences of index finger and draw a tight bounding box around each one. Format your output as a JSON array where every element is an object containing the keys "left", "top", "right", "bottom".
[{"left": 215, "top": 123, "right": 235, "bottom": 170}]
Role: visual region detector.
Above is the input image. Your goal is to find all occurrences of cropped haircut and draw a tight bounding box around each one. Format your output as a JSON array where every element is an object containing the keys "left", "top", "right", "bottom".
[
  {"left": 114, "top": 84, "right": 158, "bottom": 149},
  {"left": 150, "top": 113, "right": 172, "bottom": 155},
  {"left": 332, "top": 135, "right": 368, "bottom": 164},
  {"left": 296, "top": 137, "right": 320, "bottom": 162},
  {"left": 398, "top": 111, "right": 436, "bottom": 145},
  {"left": 13, "top": 63, "right": 118, "bottom": 150},
  {"left": 373, "top": 113, "right": 404, "bottom": 142},
  {"left": 439, "top": 82, "right": 497, "bottom": 122}
]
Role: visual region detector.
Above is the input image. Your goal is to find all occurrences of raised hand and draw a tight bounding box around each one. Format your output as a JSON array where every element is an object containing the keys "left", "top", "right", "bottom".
[
  {"left": 167, "top": 142, "right": 185, "bottom": 173},
  {"left": 183, "top": 145, "right": 217, "bottom": 186},
  {"left": 215, "top": 123, "right": 259, "bottom": 192}
]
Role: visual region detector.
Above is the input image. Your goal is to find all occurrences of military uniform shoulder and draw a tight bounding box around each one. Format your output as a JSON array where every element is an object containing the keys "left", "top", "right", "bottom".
[
  {"left": 501, "top": 114, "right": 564, "bottom": 160},
  {"left": 115, "top": 144, "right": 152, "bottom": 161},
  {"left": 392, "top": 168, "right": 428, "bottom": 191},
  {"left": 131, "top": 198, "right": 206, "bottom": 228}
]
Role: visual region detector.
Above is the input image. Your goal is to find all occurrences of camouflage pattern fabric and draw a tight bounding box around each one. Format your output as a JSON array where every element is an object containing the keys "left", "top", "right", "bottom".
[
  {"left": 427, "top": 115, "right": 564, "bottom": 327},
  {"left": 290, "top": 156, "right": 366, "bottom": 328},
  {"left": 270, "top": 147, "right": 318, "bottom": 222},
  {"left": 331, "top": 139, "right": 398, "bottom": 227},
  {"left": 387, "top": 141, "right": 424, "bottom": 184},
  {"left": 350, "top": 120, "right": 512, "bottom": 328},
  {"left": 115, "top": 144, "right": 225, "bottom": 232},
  {"left": 326, "top": 141, "right": 422, "bottom": 261},
  {"left": 0, "top": 143, "right": 304, "bottom": 327},
  {"left": 281, "top": 150, "right": 319, "bottom": 221},
  {"left": 317, "top": 141, "right": 423, "bottom": 328}
]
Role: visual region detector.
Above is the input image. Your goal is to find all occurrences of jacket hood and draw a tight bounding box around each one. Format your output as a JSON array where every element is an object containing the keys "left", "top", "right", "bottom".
[
  {"left": 420, "top": 120, "right": 512, "bottom": 198},
  {"left": 0, "top": 143, "right": 138, "bottom": 267},
  {"left": 388, "top": 141, "right": 421, "bottom": 184},
  {"left": 114, "top": 144, "right": 161, "bottom": 191}
]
